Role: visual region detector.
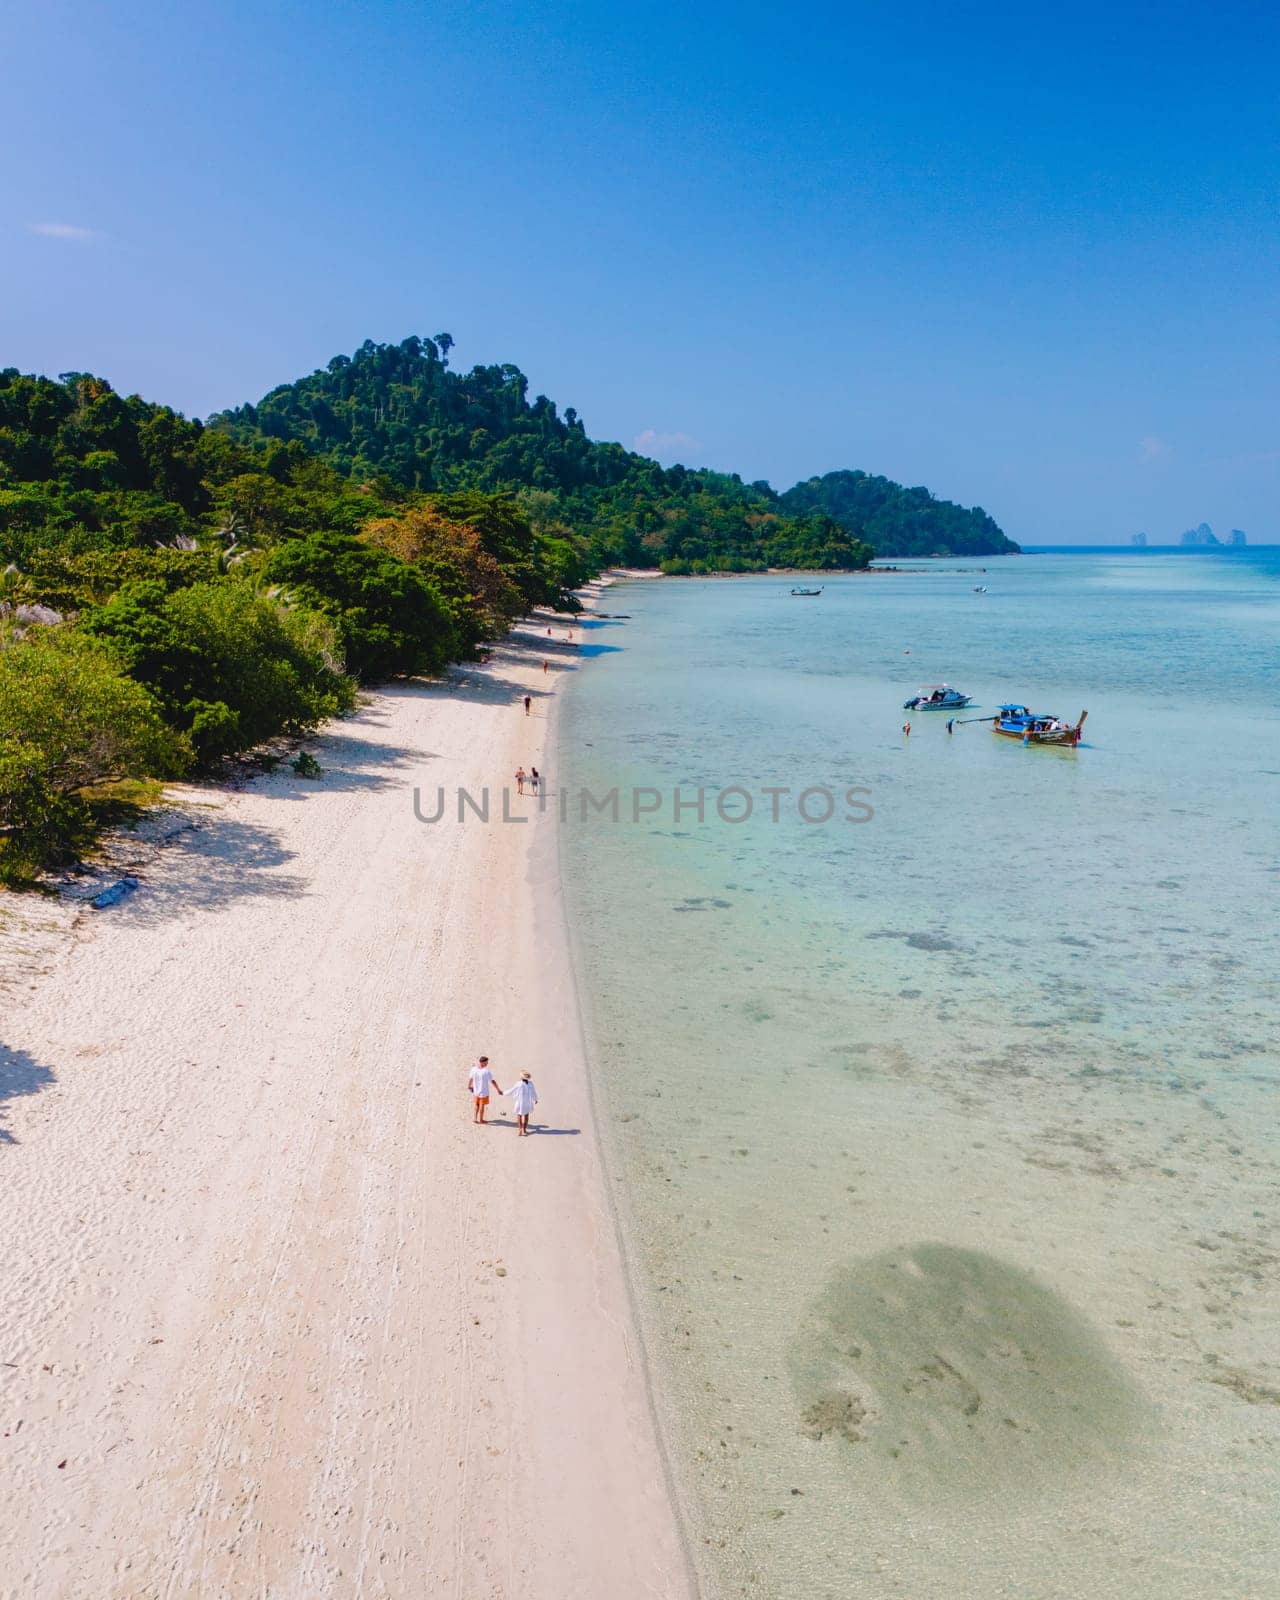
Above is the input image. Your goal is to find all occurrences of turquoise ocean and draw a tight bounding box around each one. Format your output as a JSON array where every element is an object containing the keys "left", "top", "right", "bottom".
[{"left": 559, "top": 549, "right": 1279, "bottom": 1600}]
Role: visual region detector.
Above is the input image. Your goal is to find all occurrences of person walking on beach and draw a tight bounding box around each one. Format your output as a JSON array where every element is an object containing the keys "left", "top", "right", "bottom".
[
  {"left": 506, "top": 1072, "right": 538, "bottom": 1136},
  {"left": 516, "top": 766, "right": 526, "bottom": 796},
  {"left": 524, "top": 694, "right": 532, "bottom": 716},
  {"left": 529, "top": 766, "right": 540, "bottom": 795},
  {"left": 468, "top": 1056, "right": 503, "bottom": 1125},
  {"left": 542, "top": 658, "right": 549, "bottom": 674}
]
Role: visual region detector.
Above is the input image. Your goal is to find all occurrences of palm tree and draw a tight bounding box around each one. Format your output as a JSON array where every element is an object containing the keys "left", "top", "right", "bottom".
[{"left": 213, "top": 512, "right": 250, "bottom": 571}]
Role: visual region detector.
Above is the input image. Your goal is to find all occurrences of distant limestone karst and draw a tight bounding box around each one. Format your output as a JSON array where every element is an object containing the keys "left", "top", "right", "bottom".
[
  {"left": 1178, "top": 523, "right": 1247, "bottom": 548},
  {"left": 1180, "top": 521, "right": 1220, "bottom": 547}
]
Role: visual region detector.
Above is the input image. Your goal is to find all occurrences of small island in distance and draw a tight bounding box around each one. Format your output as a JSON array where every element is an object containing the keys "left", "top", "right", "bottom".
[
  {"left": 1179, "top": 522, "right": 1247, "bottom": 547},
  {"left": 1131, "top": 525, "right": 1249, "bottom": 548}
]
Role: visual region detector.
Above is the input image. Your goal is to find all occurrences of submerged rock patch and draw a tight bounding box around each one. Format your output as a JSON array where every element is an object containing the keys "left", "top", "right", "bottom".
[
  {"left": 866, "top": 928, "right": 963, "bottom": 953},
  {"left": 790, "top": 1243, "right": 1151, "bottom": 1501},
  {"left": 800, "top": 1389, "right": 868, "bottom": 1443}
]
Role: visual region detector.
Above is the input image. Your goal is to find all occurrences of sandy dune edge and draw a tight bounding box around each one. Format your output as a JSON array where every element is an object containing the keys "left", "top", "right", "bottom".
[{"left": 0, "top": 613, "right": 694, "bottom": 1600}]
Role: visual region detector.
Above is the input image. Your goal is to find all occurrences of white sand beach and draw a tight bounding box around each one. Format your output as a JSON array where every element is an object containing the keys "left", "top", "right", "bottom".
[{"left": 0, "top": 609, "right": 693, "bottom": 1599}]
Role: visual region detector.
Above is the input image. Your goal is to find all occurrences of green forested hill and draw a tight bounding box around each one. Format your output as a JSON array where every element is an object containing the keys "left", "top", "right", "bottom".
[
  {"left": 2, "top": 337, "right": 1014, "bottom": 589},
  {"left": 780, "top": 471, "right": 1019, "bottom": 558},
  {"left": 212, "top": 336, "right": 875, "bottom": 574},
  {"left": 213, "top": 335, "right": 1015, "bottom": 565},
  {"left": 0, "top": 367, "right": 393, "bottom": 568}
]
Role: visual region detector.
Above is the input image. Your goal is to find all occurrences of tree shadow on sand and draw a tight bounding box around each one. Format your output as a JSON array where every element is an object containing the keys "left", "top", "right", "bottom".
[
  {"left": 433, "top": 670, "right": 563, "bottom": 709},
  {"left": 0, "top": 1044, "right": 56, "bottom": 1145},
  {"left": 268, "top": 730, "right": 435, "bottom": 799},
  {"left": 107, "top": 817, "right": 309, "bottom": 922}
]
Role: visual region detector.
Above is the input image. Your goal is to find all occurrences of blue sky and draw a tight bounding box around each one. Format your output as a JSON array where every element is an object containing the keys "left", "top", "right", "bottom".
[{"left": 3, "top": 0, "right": 1277, "bottom": 542}]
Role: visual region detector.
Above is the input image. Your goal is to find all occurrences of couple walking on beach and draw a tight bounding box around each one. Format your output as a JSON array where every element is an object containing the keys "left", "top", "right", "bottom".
[
  {"left": 515, "top": 765, "right": 540, "bottom": 796},
  {"left": 468, "top": 1056, "right": 539, "bottom": 1135}
]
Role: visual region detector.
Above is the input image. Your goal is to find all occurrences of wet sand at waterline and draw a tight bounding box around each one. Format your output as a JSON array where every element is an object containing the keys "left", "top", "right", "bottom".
[{"left": 0, "top": 609, "right": 693, "bottom": 1599}]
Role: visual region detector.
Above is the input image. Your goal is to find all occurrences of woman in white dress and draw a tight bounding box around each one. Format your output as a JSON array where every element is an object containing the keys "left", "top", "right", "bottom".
[{"left": 506, "top": 1072, "right": 538, "bottom": 1136}]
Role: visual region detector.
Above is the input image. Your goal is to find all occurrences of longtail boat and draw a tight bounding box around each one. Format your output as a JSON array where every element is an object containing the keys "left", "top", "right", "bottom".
[
  {"left": 790, "top": 585, "right": 824, "bottom": 596},
  {"left": 992, "top": 705, "right": 1088, "bottom": 747}
]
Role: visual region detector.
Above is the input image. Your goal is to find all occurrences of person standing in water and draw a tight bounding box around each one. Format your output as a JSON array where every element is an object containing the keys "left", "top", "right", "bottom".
[
  {"left": 467, "top": 1056, "right": 503, "bottom": 1125},
  {"left": 506, "top": 1072, "right": 538, "bottom": 1136}
]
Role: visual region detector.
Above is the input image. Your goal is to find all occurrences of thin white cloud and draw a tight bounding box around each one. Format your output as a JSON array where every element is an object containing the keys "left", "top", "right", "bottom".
[
  {"left": 26, "top": 221, "right": 99, "bottom": 241},
  {"left": 1139, "top": 434, "right": 1171, "bottom": 463},
  {"left": 634, "top": 428, "right": 702, "bottom": 461}
]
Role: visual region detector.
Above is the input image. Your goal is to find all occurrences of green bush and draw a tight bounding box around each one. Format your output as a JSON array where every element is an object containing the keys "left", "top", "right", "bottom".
[
  {"left": 16, "top": 547, "right": 220, "bottom": 611},
  {"left": 0, "top": 627, "right": 187, "bottom": 881},
  {"left": 262, "top": 530, "right": 458, "bottom": 680},
  {"left": 81, "top": 578, "right": 355, "bottom": 769},
  {"left": 0, "top": 746, "right": 96, "bottom": 881}
]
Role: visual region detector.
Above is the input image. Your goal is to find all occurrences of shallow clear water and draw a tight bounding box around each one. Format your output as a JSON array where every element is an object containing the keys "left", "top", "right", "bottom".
[{"left": 561, "top": 551, "right": 1280, "bottom": 1599}]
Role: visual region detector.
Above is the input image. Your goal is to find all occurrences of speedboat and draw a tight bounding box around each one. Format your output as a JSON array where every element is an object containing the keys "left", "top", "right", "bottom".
[
  {"left": 973, "top": 585, "right": 988, "bottom": 593},
  {"left": 903, "top": 683, "right": 973, "bottom": 711},
  {"left": 992, "top": 705, "right": 1088, "bottom": 747}
]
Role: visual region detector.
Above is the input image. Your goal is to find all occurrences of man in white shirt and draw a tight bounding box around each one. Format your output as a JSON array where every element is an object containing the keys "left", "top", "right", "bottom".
[{"left": 467, "top": 1056, "right": 503, "bottom": 1124}]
